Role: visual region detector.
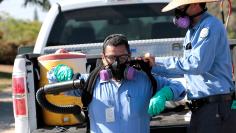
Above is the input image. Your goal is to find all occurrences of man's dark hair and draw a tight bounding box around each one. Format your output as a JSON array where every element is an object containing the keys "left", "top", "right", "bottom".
[{"left": 102, "top": 34, "right": 131, "bottom": 54}]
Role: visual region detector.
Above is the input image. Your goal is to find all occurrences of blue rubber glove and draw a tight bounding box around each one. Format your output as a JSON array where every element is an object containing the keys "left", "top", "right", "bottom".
[{"left": 148, "top": 86, "right": 174, "bottom": 116}]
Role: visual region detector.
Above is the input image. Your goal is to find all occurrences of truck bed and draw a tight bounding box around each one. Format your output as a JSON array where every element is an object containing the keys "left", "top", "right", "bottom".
[
  {"left": 30, "top": 38, "right": 236, "bottom": 133},
  {"left": 32, "top": 109, "right": 190, "bottom": 133}
]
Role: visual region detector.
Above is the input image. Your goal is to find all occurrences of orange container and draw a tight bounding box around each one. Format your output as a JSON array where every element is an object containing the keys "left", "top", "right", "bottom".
[{"left": 38, "top": 52, "right": 86, "bottom": 126}]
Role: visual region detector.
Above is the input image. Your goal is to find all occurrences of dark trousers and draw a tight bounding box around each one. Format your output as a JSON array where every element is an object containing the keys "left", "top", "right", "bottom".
[{"left": 187, "top": 100, "right": 236, "bottom": 133}]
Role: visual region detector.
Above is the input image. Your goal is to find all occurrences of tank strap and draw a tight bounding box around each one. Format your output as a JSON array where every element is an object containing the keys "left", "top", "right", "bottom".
[
  {"left": 81, "top": 64, "right": 103, "bottom": 133},
  {"left": 129, "top": 60, "right": 157, "bottom": 96}
]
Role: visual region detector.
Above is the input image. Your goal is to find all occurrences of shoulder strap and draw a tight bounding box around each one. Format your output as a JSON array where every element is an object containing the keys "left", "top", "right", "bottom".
[
  {"left": 141, "top": 62, "right": 157, "bottom": 96},
  {"left": 81, "top": 64, "right": 103, "bottom": 133},
  {"left": 81, "top": 64, "right": 103, "bottom": 106},
  {"left": 129, "top": 60, "right": 157, "bottom": 96}
]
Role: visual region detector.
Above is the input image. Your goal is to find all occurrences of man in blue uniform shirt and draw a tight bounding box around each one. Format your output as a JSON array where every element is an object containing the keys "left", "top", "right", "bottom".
[
  {"left": 144, "top": 0, "right": 236, "bottom": 133},
  {"left": 67, "top": 34, "right": 185, "bottom": 133}
]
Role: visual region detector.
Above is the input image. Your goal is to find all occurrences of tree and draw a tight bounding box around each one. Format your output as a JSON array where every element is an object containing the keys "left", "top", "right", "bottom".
[
  {"left": 0, "top": 0, "right": 51, "bottom": 11},
  {"left": 23, "top": 0, "right": 51, "bottom": 11},
  {"left": 34, "top": 8, "right": 39, "bottom": 21}
]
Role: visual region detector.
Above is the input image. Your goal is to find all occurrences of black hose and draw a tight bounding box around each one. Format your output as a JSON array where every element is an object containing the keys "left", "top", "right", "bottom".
[
  {"left": 43, "top": 79, "right": 85, "bottom": 94},
  {"left": 36, "top": 87, "right": 86, "bottom": 123},
  {"left": 129, "top": 60, "right": 157, "bottom": 96}
]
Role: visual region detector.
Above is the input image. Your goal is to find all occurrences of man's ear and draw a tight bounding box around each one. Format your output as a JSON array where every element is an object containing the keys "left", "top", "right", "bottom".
[
  {"left": 128, "top": 54, "right": 132, "bottom": 60},
  {"left": 101, "top": 52, "right": 105, "bottom": 59},
  {"left": 101, "top": 53, "right": 108, "bottom": 66}
]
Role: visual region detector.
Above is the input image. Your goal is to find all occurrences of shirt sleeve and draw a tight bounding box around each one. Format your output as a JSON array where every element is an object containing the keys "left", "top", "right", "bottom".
[
  {"left": 152, "top": 26, "right": 218, "bottom": 78},
  {"left": 152, "top": 56, "right": 184, "bottom": 78},
  {"left": 155, "top": 76, "right": 186, "bottom": 101}
]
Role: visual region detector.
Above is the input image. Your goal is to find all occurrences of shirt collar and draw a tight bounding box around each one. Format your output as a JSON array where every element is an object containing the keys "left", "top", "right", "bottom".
[
  {"left": 191, "top": 12, "right": 209, "bottom": 31},
  {"left": 99, "top": 79, "right": 109, "bottom": 84},
  {"left": 99, "top": 78, "right": 125, "bottom": 84}
]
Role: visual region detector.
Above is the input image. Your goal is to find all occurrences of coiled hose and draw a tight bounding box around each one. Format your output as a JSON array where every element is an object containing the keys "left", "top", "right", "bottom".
[{"left": 36, "top": 79, "right": 86, "bottom": 123}]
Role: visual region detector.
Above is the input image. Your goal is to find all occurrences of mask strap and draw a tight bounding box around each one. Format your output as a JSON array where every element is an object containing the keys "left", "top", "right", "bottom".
[
  {"left": 183, "top": 4, "right": 190, "bottom": 14},
  {"left": 190, "top": 7, "right": 207, "bottom": 19},
  {"left": 111, "top": 60, "right": 118, "bottom": 69}
]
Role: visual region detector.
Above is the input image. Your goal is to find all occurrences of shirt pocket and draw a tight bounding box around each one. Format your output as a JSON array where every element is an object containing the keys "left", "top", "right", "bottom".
[{"left": 183, "top": 42, "right": 192, "bottom": 58}]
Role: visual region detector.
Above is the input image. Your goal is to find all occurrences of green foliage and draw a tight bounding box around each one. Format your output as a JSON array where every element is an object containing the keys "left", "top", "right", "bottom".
[
  {"left": 0, "top": 14, "right": 41, "bottom": 64},
  {"left": 0, "top": 16, "right": 41, "bottom": 44},
  {"left": 208, "top": 0, "right": 236, "bottom": 39},
  {"left": 0, "top": 42, "right": 18, "bottom": 64}
]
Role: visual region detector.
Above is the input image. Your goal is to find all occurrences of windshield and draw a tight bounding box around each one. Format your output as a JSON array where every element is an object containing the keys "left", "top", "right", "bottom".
[{"left": 47, "top": 3, "right": 186, "bottom": 46}]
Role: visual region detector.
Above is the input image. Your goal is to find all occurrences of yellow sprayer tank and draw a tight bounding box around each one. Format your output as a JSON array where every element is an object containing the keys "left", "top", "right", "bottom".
[{"left": 38, "top": 51, "right": 86, "bottom": 126}]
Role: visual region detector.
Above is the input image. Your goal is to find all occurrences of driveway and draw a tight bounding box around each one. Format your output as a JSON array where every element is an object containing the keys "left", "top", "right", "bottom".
[
  {"left": 0, "top": 87, "right": 14, "bottom": 133},
  {"left": 0, "top": 64, "right": 14, "bottom": 133}
]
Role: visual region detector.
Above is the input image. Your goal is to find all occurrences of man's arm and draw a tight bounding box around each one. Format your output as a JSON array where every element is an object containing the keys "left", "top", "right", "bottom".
[
  {"left": 148, "top": 76, "right": 186, "bottom": 116},
  {"left": 144, "top": 30, "right": 218, "bottom": 78}
]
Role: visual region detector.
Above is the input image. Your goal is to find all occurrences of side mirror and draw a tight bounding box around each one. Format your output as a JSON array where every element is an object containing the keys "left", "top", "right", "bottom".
[{"left": 18, "top": 45, "right": 34, "bottom": 54}]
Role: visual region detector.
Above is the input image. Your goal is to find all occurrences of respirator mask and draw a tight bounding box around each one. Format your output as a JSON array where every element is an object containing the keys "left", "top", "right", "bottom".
[
  {"left": 173, "top": 4, "right": 207, "bottom": 29},
  {"left": 100, "top": 55, "right": 135, "bottom": 81},
  {"left": 173, "top": 5, "right": 191, "bottom": 29}
]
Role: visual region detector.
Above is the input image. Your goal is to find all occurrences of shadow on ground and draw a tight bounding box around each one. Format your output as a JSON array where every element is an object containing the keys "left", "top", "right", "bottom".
[
  {"left": 0, "top": 91, "right": 12, "bottom": 99},
  {"left": 0, "top": 72, "right": 12, "bottom": 79},
  {"left": 0, "top": 101, "right": 14, "bottom": 129}
]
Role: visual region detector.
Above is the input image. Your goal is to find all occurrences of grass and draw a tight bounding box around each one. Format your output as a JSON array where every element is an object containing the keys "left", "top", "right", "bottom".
[
  {"left": 0, "top": 79, "right": 12, "bottom": 91},
  {"left": 0, "top": 84, "right": 11, "bottom": 90},
  {"left": 0, "top": 68, "right": 12, "bottom": 91},
  {"left": 0, "top": 76, "right": 11, "bottom": 91}
]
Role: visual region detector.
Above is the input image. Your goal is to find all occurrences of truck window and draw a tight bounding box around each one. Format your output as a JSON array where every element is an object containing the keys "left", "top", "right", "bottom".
[{"left": 47, "top": 3, "right": 186, "bottom": 46}]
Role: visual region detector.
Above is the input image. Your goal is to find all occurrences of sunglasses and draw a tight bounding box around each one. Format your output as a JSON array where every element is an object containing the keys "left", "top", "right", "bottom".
[{"left": 104, "top": 54, "right": 130, "bottom": 63}]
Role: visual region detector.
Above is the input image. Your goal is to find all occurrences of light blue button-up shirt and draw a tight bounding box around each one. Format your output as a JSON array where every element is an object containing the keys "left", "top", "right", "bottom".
[
  {"left": 68, "top": 70, "right": 185, "bottom": 133},
  {"left": 152, "top": 12, "right": 234, "bottom": 100}
]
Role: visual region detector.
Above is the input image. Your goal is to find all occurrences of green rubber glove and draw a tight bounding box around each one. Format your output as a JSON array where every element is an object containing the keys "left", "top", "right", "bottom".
[
  {"left": 148, "top": 86, "right": 174, "bottom": 116},
  {"left": 231, "top": 100, "right": 236, "bottom": 109}
]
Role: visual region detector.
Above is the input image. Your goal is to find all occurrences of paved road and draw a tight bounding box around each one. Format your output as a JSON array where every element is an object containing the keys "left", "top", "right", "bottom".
[{"left": 0, "top": 88, "right": 15, "bottom": 133}]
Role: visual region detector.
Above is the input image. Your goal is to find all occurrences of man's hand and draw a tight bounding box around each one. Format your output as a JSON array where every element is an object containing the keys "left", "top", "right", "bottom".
[
  {"left": 143, "top": 53, "right": 155, "bottom": 67},
  {"left": 148, "top": 86, "right": 174, "bottom": 116},
  {"left": 148, "top": 92, "right": 166, "bottom": 116}
]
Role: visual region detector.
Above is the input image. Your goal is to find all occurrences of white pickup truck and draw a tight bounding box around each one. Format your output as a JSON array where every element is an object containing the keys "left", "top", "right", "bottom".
[{"left": 12, "top": 0, "right": 236, "bottom": 133}]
